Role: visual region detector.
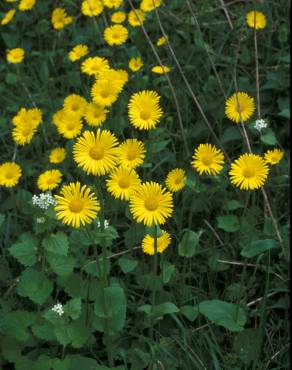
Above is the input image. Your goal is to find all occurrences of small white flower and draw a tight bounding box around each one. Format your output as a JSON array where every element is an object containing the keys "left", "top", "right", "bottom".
[
  {"left": 36, "top": 217, "right": 46, "bottom": 224},
  {"left": 31, "top": 192, "right": 56, "bottom": 209},
  {"left": 52, "top": 303, "right": 64, "bottom": 316},
  {"left": 97, "top": 219, "right": 109, "bottom": 229},
  {"left": 254, "top": 118, "right": 268, "bottom": 132}
]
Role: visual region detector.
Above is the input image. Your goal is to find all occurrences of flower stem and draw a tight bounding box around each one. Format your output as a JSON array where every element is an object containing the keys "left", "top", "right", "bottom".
[{"left": 150, "top": 224, "right": 158, "bottom": 340}]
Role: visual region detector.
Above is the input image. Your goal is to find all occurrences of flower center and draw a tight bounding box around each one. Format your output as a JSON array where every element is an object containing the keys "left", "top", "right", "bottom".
[
  {"left": 22, "top": 126, "right": 32, "bottom": 136},
  {"left": 126, "top": 149, "right": 137, "bottom": 160},
  {"left": 112, "top": 32, "right": 120, "bottom": 39},
  {"left": 243, "top": 168, "right": 255, "bottom": 178},
  {"left": 144, "top": 197, "right": 159, "bottom": 211},
  {"left": 118, "top": 177, "right": 130, "bottom": 189},
  {"left": 69, "top": 199, "right": 84, "bottom": 213},
  {"left": 202, "top": 155, "right": 213, "bottom": 166},
  {"left": 46, "top": 177, "right": 55, "bottom": 185},
  {"left": 174, "top": 177, "right": 182, "bottom": 185},
  {"left": 89, "top": 146, "right": 104, "bottom": 160},
  {"left": 5, "top": 171, "right": 14, "bottom": 179},
  {"left": 67, "top": 122, "right": 76, "bottom": 130},
  {"left": 101, "top": 89, "right": 110, "bottom": 98},
  {"left": 71, "top": 103, "right": 79, "bottom": 111},
  {"left": 140, "top": 110, "right": 151, "bottom": 120}
]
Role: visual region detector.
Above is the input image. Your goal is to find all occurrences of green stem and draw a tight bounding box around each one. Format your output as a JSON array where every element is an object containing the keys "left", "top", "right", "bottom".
[
  {"left": 150, "top": 225, "right": 158, "bottom": 340},
  {"left": 235, "top": 259, "right": 247, "bottom": 322},
  {"left": 95, "top": 179, "right": 114, "bottom": 368}
]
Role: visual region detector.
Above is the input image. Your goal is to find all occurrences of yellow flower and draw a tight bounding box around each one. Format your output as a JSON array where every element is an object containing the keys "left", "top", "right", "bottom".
[
  {"left": 264, "top": 149, "right": 284, "bottom": 165},
  {"left": 49, "top": 148, "right": 66, "bottom": 164},
  {"left": 225, "top": 92, "right": 255, "bottom": 123},
  {"left": 84, "top": 103, "right": 108, "bottom": 126},
  {"left": 191, "top": 144, "right": 224, "bottom": 176},
  {"left": 63, "top": 94, "right": 87, "bottom": 117},
  {"left": 55, "top": 182, "right": 100, "bottom": 228},
  {"left": 18, "top": 0, "right": 36, "bottom": 11},
  {"left": 103, "top": 0, "right": 123, "bottom": 8},
  {"left": 129, "top": 57, "right": 143, "bottom": 72},
  {"left": 246, "top": 10, "right": 267, "bottom": 29},
  {"left": 12, "top": 107, "right": 42, "bottom": 128},
  {"left": 104, "top": 24, "right": 128, "bottom": 46},
  {"left": 128, "top": 90, "right": 163, "bottom": 130},
  {"left": 12, "top": 121, "right": 37, "bottom": 145},
  {"left": 151, "top": 65, "right": 171, "bottom": 74},
  {"left": 1, "top": 9, "right": 16, "bottom": 25},
  {"left": 51, "top": 8, "right": 72, "bottom": 30},
  {"left": 106, "top": 166, "right": 141, "bottom": 200},
  {"left": 81, "top": 0, "right": 103, "bottom": 16},
  {"left": 129, "top": 181, "right": 173, "bottom": 227},
  {"left": 0, "top": 162, "right": 22, "bottom": 187},
  {"left": 37, "top": 169, "right": 62, "bottom": 192},
  {"left": 69, "top": 44, "right": 89, "bottom": 62},
  {"left": 91, "top": 76, "right": 122, "bottom": 107},
  {"left": 156, "top": 36, "right": 167, "bottom": 46},
  {"left": 140, "top": 0, "right": 161, "bottom": 12},
  {"left": 73, "top": 129, "right": 119, "bottom": 176},
  {"left": 128, "top": 9, "right": 145, "bottom": 27},
  {"left": 118, "top": 138, "right": 146, "bottom": 169},
  {"left": 142, "top": 231, "right": 171, "bottom": 255},
  {"left": 6, "top": 48, "right": 25, "bottom": 63},
  {"left": 81, "top": 56, "right": 110, "bottom": 76},
  {"left": 53, "top": 109, "right": 83, "bottom": 139},
  {"left": 28, "top": 108, "right": 42, "bottom": 127},
  {"left": 229, "top": 153, "right": 269, "bottom": 190},
  {"left": 111, "top": 11, "right": 126, "bottom": 23},
  {"left": 165, "top": 168, "right": 186, "bottom": 192}
]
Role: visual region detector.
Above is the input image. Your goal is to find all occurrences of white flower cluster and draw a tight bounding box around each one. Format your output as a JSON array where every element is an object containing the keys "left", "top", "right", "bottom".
[
  {"left": 51, "top": 303, "right": 64, "bottom": 316},
  {"left": 254, "top": 118, "right": 268, "bottom": 132},
  {"left": 36, "top": 217, "right": 46, "bottom": 224},
  {"left": 97, "top": 219, "right": 109, "bottom": 229},
  {"left": 32, "top": 193, "right": 56, "bottom": 209}
]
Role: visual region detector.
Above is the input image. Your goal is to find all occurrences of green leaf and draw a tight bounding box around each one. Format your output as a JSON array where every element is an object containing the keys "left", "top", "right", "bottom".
[
  {"left": 217, "top": 215, "right": 240, "bottom": 233},
  {"left": 17, "top": 268, "right": 53, "bottom": 305},
  {"left": 199, "top": 300, "right": 246, "bottom": 332},
  {"left": 1, "top": 310, "right": 36, "bottom": 342},
  {"left": 118, "top": 257, "right": 138, "bottom": 273},
  {"left": 46, "top": 253, "right": 76, "bottom": 276},
  {"left": 260, "top": 129, "right": 277, "bottom": 145},
  {"left": 32, "top": 323, "right": 55, "bottom": 341},
  {"left": 180, "top": 305, "right": 199, "bottom": 322},
  {"left": 234, "top": 328, "right": 260, "bottom": 365},
  {"left": 178, "top": 230, "right": 199, "bottom": 257},
  {"left": 153, "top": 302, "right": 179, "bottom": 318},
  {"left": 161, "top": 260, "right": 175, "bottom": 283},
  {"left": 9, "top": 233, "right": 38, "bottom": 266},
  {"left": 5, "top": 73, "right": 18, "bottom": 85},
  {"left": 241, "top": 239, "right": 277, "bottom": 258},
  {"left": 54, "top": 325, "right": 71, "bottom": 346},
  {"left": 0, "top": 214, "right": 5, "bottom": 228},
  {"left": 64, "top": 298, "right": 82, "bottom": 320},
  {"left": 224, "top": 200, "right": 244, "bottom": 211},
  {"left": 42, "top": 232, "right": 69, "bottom": 256}
]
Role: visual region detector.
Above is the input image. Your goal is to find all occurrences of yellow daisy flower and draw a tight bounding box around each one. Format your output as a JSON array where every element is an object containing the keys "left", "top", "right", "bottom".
[
  {"left": 55, "top": 182, "right": 100, "bottom": 228},
  {"left": 106, "top": 166, "right": 141, "bottom": 200},
  {"left": 264, "top": 149, "right": 284, "bottom": 165},
  {"left": 91, "top": 78, "right": 122, "bottom": 107},
  {"left": 151, "top": 65, "right": 171, "bottom": 74},
  {"left": 6, "top": 48, "right": 25, "bottom": 64},
  {"left": 73, "top": 129, "right": 119, "bottom": 176},
  {"left": 104, "top": 24, "right": 128, "bottom": 46},
  {"left": 37, "top": 169, "right": 62, "bottom": 192},
  {"left": 140, "top": 0, "right": 161, "bottom": 12},
  {"left": 0, "top": 162, "right": 22, "bottom": 187},
  {"left": 225, "top": 92, "right": 255, "bottom": 123},
  {"left": 246, "top": 10, "right": 267, "bottom": 29},
  {"left": 156, "top": 36, "right": 167, "bottom": 46},
  {"left": 51, "top": 8, "right": 72, "bottom": 30},
  {"left": 191, "top": 144, "right": 224, "bottom": 176},
  {"left": 229, "top": 153, "right": 269, "bottom": 190},
  {"left": 128, "top": 90, "right": 163, "bottom": 130},
  {"left": 12, "top": 121, "right": 37, "bottom": 145},
  {"left": 18, "top": 0, "right": 36, "bottom": 11},
  {"left": 28, "top": 108, "right": 42, "bottom": 127},
  {"left": 53, "top": 110, "right": 83, "bottom": 139},
  {"left": 69, "top": 44, "right": 89, "bottom": 62},
  {"left": 118, "top": 138, "right": 146, "bottom": 169},
  {"left": 128, "top": 9, "right": 145, "bottom": 27},
  {"left": 129, "top": 181, "right": 173, "bottom": 227},
  {"left": 49, "top": 148, "right": 66, "bottom": 164},
  {"left": 111, "top": 11, "right": 126, "bottom": 23},
  {"left": 142, "top": 231, "right": 171, "bottom": 255},
  {"left": 129, "top": 57, "right": 143, "bottom": 72},
  {"left": 103, "top": 0, "right": 123, "bottom": 8},
  {"left": 165, "top": 168, "right": 186, "bottom": 192},
  {"left": 63, "top": 94, "right": 87, "bottom": 117},
  {"left": 84, "top": 103, "right": 108, "bottom": 127},
  {"left": 81, "top": 0, "right": 103, "bottom": 17},
  {"left": 81, "top": 56, "right": 110, "bottom": 76},
  {"left": 1, "top": 9, "right": 16, "bottom": 25}
]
